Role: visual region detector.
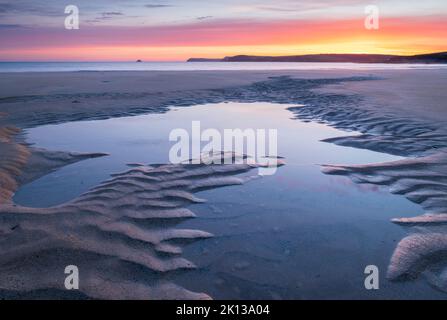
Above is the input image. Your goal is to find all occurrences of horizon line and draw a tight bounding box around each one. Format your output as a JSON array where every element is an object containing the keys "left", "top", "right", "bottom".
[{"left": 1, "top": 50, "right": 446, "bottom": 63}]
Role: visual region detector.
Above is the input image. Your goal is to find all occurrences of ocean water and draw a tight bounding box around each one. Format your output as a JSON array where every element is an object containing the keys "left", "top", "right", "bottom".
[
  {"left": 1, "top": 61, "right": 447, "bottom": 72},
  {"left": 13, "top": 102, "right": 442, "bottom": 299}
]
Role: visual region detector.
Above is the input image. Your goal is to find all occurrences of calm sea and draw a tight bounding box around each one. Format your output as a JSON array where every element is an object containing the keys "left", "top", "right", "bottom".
[{"left": 1, "top": 61, "right": 446, "bottom": 72}]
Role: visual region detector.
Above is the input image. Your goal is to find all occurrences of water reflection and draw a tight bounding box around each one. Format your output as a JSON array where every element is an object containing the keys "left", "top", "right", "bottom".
[{"left": 13, "top": 102, "right": 434, "bottom": 299}]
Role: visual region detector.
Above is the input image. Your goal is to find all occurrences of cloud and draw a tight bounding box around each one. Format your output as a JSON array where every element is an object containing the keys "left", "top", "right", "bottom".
[
  {"left": 0, "top": 1, "right": 62, "bottom": 16},
  {"left": 256, "top": 6, "right": 300, "bottom": 12},
  {"left": 145, "top": 4, "right": 173, "bottom": 8},
  {"left": 255, "top": 0, "right": 368, "bottom": 13},
  {"left": 2, "top": 15, "right": 445, "bottom": 49},
  {"left": 92, "top": 11, "right": 126, "bottom": 21},
  {"left": 197, "top": 16, "right": 213, "bottom": 20},
  {"left": 0, "top": 3, "right": 14, "bottom": 13},
  {"left": 1, "top": 15, "right": 446, "bottom": 61},
  {"left": 102, "top": 12, "right": 124, "bottom": 16},
  {"left": 0, "top": 24, "right": 24, "bottom": 29}
]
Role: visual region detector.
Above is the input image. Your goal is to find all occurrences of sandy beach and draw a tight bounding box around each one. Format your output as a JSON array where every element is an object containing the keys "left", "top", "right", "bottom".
[{"left": 1, "top": 68, "right": 447, "bottom": 299}]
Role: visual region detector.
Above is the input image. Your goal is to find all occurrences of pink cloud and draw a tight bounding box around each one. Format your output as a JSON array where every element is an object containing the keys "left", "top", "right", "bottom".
[{"left": 0, "top": 15, "right": 445, "bottom": 60}]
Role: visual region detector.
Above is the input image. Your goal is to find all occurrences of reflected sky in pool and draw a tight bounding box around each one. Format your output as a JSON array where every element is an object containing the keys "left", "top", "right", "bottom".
[
  {"left": 15, "top": 102, "right": 403, "bottom": 208},
  {"left": 14, "top": 102, "right": 441, "bottom": 299}
]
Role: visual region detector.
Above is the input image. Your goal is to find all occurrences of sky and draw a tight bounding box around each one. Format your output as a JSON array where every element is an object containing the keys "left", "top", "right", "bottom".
[{"left": 0, "top": 0, "right": 446, "bottom": 61}]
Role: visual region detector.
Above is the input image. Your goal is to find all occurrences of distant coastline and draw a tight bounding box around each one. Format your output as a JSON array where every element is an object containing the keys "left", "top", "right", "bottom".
[{"left": 188, "top": 52, "right": 447, "bottom": 64}]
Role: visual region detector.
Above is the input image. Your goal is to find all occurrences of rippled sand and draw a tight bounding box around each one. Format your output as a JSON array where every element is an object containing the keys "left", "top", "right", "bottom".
[{"left": 0, "top": 142, "right": 281, "bottom": 298}]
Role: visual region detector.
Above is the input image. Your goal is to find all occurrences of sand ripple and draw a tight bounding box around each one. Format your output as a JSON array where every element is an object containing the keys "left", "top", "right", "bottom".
[
  {"left": 321, "top": 152, "right": 447, "bottom": 288},
  {"left": 301, "top": 115, "right": 447, "bottom": 294}
]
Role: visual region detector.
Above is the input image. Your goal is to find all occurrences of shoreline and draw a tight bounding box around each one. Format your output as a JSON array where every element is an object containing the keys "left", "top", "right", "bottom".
[{"left": 0, "top": 69, "right": 446, "bottom": 130}]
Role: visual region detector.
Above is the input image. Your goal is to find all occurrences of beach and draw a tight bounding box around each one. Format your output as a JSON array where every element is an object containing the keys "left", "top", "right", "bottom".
[
  {"left": 1, "top": 68, "right": 447, "bottom": 299},
  {"left": 2, "top": 69, "right": 447, "bottom": 126}
]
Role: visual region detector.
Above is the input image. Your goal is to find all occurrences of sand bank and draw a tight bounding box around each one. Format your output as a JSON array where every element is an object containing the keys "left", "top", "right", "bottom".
[{"left": 2, "top": 69, "right": 445, "bottom": 127}]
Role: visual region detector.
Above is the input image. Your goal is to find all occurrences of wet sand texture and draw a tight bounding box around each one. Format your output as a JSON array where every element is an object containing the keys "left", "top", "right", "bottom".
[{"left": 0, "top": 149, "right": 274, "bottom": 299}]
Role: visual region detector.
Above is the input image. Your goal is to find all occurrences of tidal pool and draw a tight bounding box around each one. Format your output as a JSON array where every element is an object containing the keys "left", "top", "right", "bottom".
[{"left": 14, "top": 102, "right": 441, "bottom": 299}]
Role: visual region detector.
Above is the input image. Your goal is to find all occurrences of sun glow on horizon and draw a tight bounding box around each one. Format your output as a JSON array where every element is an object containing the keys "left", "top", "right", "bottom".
[
  {"left": 0, "top": 1, "right": 446, "bottom": 61},
  {"left": 2, "top": 42, "right": 443, "bottom": 63}
]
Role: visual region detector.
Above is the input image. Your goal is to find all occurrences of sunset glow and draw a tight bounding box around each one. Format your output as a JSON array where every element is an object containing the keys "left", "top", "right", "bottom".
[{"left": 0, "top": 0, "right": 446, "bottom": 61}]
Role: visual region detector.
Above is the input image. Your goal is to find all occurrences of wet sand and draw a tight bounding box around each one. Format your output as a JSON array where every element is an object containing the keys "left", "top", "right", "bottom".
[{"left": 1, "top": 69, "right": 447, "bottom": 298}]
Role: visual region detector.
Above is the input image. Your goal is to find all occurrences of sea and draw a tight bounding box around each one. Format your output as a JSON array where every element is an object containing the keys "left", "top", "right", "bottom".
[{"left": 1, "top": 61, "right": 446, "bottom": 72}]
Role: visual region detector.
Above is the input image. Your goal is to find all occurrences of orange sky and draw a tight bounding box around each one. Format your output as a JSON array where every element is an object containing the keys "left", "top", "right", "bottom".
[{"left": 1, "top": 15, "right": 446, "bottom": 61}]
